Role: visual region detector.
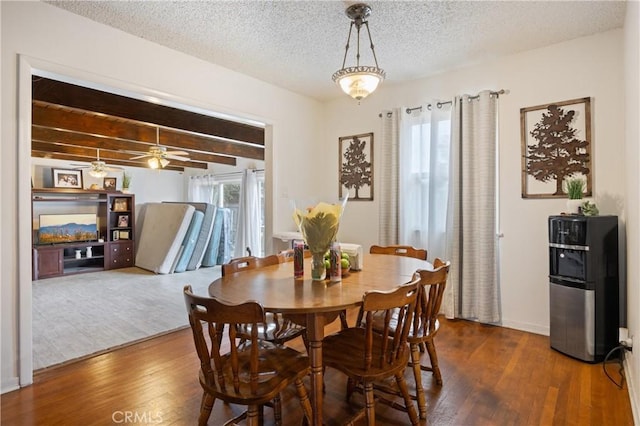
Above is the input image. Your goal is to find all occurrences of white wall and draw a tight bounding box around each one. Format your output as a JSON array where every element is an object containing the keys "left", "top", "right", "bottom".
[
  {"left": 1, "top": 1, "right": 323, "bottom": 391},
  {"left": 324, "top": 29, "right": 625, "bottom": 336},
  {"left": 623, "top": 1, "right": 640, "bottom": 422}
]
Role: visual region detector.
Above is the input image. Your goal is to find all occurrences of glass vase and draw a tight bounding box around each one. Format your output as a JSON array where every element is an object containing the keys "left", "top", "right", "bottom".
[{"left": 311, "top": 252, "right": 327, "bottom": 281}]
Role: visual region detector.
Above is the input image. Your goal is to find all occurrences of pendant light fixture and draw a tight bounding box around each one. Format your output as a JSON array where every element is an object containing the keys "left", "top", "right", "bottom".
[{"left": 332, "top": 3, "right": 386, "bottom": 102}]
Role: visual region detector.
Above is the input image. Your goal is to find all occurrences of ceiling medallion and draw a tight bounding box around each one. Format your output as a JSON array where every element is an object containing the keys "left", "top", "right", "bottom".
[{"left": 332, "top": 3, "right": 386, "bottom": 102}]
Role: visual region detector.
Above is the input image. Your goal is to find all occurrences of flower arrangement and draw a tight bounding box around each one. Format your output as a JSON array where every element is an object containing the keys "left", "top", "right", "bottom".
[{"left": 293, "top": 196, "right": 348, "bottom": 280}]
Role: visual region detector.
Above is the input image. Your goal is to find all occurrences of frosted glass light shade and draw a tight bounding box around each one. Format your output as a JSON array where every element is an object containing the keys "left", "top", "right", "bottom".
[{"left": 333, "top": 66, "right": 385, "bottom": 101}]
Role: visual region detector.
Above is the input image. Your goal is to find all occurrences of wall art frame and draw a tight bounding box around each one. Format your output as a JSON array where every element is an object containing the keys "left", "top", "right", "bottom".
[
  {"left": 520, "top": 97, "right": 592, "bottom": 199},
  {"left": 339, "top": 132, "right": 374, "bottom": 201}
]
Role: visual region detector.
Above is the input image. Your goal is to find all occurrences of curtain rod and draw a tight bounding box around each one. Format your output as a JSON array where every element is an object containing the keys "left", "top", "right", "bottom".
[
  {"left": 400, "top": 89, "right": 509, "bottom": 116},
  {"left": 190, "top": 169, "right": 264, "bottom": 179}
]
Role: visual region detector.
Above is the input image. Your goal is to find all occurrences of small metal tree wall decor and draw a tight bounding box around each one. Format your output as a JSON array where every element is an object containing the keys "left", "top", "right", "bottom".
[
  {"left": 520, "top": 97, "right": 592, "bottom": 198},
  {"left": 339, "top": 132, "right": 373, "bottom": 201}
]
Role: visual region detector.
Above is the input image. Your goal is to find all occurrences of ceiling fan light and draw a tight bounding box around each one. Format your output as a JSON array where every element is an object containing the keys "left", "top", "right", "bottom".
[
  {"left": 148, "top": 157, "right": 160, "bottom": 169},
  {"left": 89, "top": 169, "right": 108, "bottom": 178},
  {"left": 159, "top": 158, "right": 170, "bottom": 168}
]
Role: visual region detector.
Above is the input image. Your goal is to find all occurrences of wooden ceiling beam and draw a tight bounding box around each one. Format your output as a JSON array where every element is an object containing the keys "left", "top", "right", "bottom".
[
  {"left": 31, "top": 151, "right": 187, "bottom": 172},
  {"left": 33, "top": 103, "right": 259, "bottom": 161},
  {"left": 32, "top": 76, "right": 265, "bottom": 146},
  {"left": 32, "top": 127, "right": 237, "bottom": 166},
  {"left": 32, "top": 141, "right": 210, "bottom": 170},
  {"left": 161, "top": 130, "right": 264, "bottom": 160}
]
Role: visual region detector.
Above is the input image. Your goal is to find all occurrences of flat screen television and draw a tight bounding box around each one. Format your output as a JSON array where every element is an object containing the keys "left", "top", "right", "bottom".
[{"left": 38, "top": 213, "right": 98, "bottom": 244}]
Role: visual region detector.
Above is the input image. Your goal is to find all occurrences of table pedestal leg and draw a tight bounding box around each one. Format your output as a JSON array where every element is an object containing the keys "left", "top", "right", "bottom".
[{"left": 306, "top": 313, "right": 327, "bottom": 426}]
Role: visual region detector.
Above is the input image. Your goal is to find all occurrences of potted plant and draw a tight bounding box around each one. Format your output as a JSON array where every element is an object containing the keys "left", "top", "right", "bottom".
[
  {"left": 122, "top": 171, "right": 132, "bottom": 193},
  {"left": 565, "top": 177, "right": 584, "bottom": 214}
]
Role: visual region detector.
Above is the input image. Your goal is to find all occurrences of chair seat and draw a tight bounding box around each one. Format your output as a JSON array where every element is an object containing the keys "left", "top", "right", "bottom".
[
  {"left": 370, "top": 309, "right": 440, "bottom": 341},
  {"left": 200, "top": 344, "right": 310, "bottom": 406},
  {"left": 237, "top": 312, "right": 306, "bottom": 344},
  {"left": 323, "top": 328, "right": 410, "bottom": 381}
]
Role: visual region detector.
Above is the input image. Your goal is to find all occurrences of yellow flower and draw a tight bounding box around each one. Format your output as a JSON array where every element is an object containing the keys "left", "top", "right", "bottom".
[{"left": 293, "top": 202, "right": 344, "bottom": 254}]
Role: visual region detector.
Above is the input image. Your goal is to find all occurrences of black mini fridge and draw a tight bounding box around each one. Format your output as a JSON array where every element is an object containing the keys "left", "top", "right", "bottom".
[{"left": 548, "top": 215, "right": 618, "bottom": 362}]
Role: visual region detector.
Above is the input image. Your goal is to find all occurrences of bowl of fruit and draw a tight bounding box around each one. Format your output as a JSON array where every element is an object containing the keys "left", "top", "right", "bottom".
[{"left": 323, "top": 250, "right": 351, "bottom": 278}]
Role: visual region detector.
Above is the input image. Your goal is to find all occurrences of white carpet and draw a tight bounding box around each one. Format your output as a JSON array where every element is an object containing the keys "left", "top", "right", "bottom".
[{"left": 32, "top": 266, "right": 221, "bottom": 371}]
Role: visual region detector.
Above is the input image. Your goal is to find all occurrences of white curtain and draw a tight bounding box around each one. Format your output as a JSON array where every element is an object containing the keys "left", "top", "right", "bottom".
[
  {"left": 234, "top": 169, "right": 261, "bottom": 258},
  {"left": 443, "top": 91, "right": 500, "bottom": 323},
  {"left": 379, "top": 109, "right": 401, "bottom": 245},
  {"left": 187, "top": 174, "right": 218, "bottom": 203},
  {"left": 399, "top": 103, "right": 452, "bottom": 260}
]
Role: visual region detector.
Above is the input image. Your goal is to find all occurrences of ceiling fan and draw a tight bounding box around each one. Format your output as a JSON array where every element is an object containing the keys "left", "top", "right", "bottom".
[
  {"left": 128, "top": 128, "right": 190, "bottom": 169},
  {"left": 72, "top": 149, "right": 123, "bottom": 178}
]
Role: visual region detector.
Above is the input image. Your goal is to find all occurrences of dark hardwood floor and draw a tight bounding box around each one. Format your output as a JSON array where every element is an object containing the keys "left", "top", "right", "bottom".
[{"left": 2, "top": 312, "right": 634, "bottom": 425}]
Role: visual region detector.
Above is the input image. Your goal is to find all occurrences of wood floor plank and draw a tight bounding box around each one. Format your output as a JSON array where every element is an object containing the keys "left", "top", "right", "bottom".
[{"left": 1, "top": 314, "right": 634, "bottom": 425}]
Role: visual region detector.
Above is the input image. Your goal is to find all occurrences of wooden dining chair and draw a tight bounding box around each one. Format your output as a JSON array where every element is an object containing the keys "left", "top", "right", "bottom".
[
  {"left": 183, "top": 285, "right": 312, "bottom": 426},
  {"left": 222, "top": 254, "right": 281, "bottom": 276},
  {"left": 368, "top": 258, "right": 450, "bottom": 420},
  {"left": 369, "top": 244, "right": 428, "bottom": 261},
  {"left": 222, "top": 255, "right": 307, "bottom": 347},
  {"left": 322, "top": 277, "right": 421, "bottom": 426}
]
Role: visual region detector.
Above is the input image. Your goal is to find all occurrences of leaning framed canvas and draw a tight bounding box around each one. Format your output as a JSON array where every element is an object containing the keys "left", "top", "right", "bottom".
[
  {"left": 339, "top": 132, "right": 374, "bottom": 201},
  {"left": 52, "top": 168, "right": 83, "bottom": 189},
  {"left": 520, "top": 97, "right": 592, "bottom": 198}
]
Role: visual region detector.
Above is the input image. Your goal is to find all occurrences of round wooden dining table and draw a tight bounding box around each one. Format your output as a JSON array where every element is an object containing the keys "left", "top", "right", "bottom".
[{"left": 208, "top": 253, "right": 432, "bottom": 426}]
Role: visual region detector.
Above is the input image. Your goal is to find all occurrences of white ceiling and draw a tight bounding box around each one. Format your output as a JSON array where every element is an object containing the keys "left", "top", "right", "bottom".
[{"left": 46, "top": 1, "right": 626, "bottom": 101}]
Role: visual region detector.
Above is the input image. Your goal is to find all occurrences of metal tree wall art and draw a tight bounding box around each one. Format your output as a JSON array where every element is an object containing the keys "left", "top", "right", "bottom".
[
  {"left": 339, "top": 132, "right": 373, "bottom": 201},
  {"left": 520, "top": 97, "right": 592, "bottom": 198}
]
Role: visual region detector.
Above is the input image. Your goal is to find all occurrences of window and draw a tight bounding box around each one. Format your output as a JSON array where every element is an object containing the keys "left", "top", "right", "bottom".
[{"left": 399, "top": 107, "right": 451, "bottom": 257}]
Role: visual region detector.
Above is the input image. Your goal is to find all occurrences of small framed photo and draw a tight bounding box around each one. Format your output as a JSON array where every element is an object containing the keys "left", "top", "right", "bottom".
[
  {"left": 112, "top": 230, "right": 119, "bottom": 241},
  {"left": 113, "top": 198, "right": 129, "bottom": 212},
  {"left": 52, "top": 168, "right": 83, "bottom": 189},
  {"left": 118, "top": 230, "right": 130, "bottom": 240},
  {"left": 117, "top": 215, "right": 129, "bottom": 227},
  {"left": 103, "top": 177, "right": 117, "bottom": 191}
]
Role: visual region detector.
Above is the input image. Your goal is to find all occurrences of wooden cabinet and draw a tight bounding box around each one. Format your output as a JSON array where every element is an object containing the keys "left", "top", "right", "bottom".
[
  {"left": 106, "top": 241, "right": 134, "bottom": 269},
  {"left": 33, "top": 246, "right": 63, "bottom": 279},
  {"left": 32, "top": 189, "right": 136, "bottom": 280}
]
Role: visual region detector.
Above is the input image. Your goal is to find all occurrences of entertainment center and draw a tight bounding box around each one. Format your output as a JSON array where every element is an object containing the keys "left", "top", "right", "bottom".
[{"left": 32, "top": 188, "right": 135, "bottom": 280}]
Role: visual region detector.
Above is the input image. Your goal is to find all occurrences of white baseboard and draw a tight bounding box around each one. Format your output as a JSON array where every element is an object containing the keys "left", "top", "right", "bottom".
[
  {"left": 1, "top": 377, "right": 20, "bottom": 394},
  {"left": 624, "top": 355, "right": 639, "bottom": 426},
  {"left": 501, "top": 319, "right": 549, "bottom": 336}
]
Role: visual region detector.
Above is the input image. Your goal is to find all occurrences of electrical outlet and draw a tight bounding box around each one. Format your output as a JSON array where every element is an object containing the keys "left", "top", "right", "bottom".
[{"left": 620, "top": 327, "right": 633, "bottom": 350}]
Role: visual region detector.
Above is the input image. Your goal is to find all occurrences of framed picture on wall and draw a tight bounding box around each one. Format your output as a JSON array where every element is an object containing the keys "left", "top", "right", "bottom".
[
  {"left": 339, "top": 132, "right": 374, "bottom": 201},
  {"left": 520, "top": 97, "right": 592, "bottom": 198}
]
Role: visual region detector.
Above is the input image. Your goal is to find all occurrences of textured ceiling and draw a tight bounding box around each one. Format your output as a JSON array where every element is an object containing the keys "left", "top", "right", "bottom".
[{"left": 46, "top": 1, "right": 626, "bottom": 101}]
